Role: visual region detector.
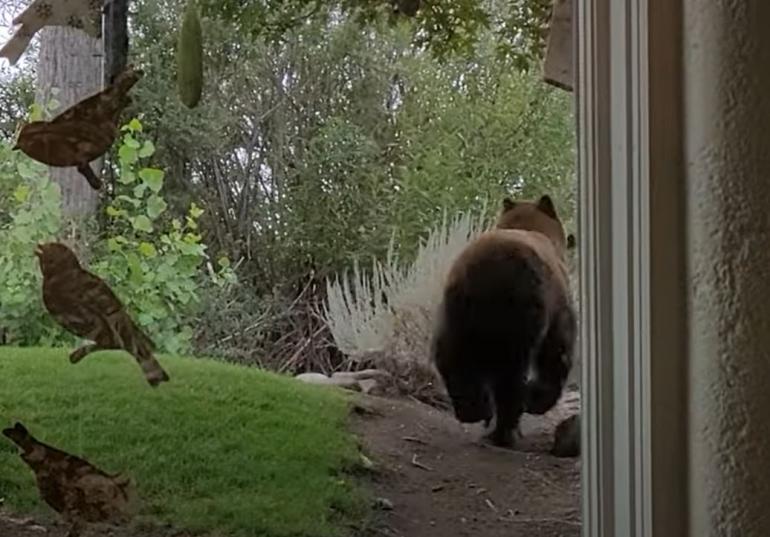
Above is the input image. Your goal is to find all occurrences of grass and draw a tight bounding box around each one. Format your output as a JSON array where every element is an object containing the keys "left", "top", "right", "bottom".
[{"left": 0, "top": 347, "right": 368, "bottom": 537}]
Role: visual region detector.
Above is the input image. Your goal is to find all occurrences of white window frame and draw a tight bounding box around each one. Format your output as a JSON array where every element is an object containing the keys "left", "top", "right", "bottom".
[{"left": 576, "top": 0, "right": 688, "bottom": 535}]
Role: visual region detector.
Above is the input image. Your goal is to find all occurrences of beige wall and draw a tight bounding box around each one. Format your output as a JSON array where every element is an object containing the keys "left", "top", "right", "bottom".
[{"left": 685, "top": 1, "right": 770, "bottom": 534}]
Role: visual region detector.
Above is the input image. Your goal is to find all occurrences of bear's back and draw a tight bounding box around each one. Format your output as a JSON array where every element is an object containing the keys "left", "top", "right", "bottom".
[{"left": 447, "top": 228, "right": 570, "bottom": 302}]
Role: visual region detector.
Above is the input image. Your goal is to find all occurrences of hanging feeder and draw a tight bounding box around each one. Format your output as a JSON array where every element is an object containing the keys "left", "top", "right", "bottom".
[{"left": 176, "top": 0, "right": 204, "bottom": 108}]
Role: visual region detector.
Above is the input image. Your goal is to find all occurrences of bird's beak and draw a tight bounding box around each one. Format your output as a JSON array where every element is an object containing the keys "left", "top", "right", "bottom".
[{"left": 34, "top": 244, "right": 44, "bottom": 258}]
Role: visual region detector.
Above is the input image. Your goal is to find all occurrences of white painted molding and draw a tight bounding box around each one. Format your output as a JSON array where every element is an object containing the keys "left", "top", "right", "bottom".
[{"left": 577, "top": 0, "right": 688, "bottom": 535}]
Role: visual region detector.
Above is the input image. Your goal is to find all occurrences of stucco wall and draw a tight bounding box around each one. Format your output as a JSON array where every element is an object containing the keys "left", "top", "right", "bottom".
[{"left": 685, "top": 1, "right": 770, "bottom": 534}]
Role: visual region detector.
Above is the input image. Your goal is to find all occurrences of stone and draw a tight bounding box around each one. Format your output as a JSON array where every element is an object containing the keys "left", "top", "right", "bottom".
[
  {"left": 294, "top": 372, "right": 361, "bottom": 391},
  {"left": 331, "top": 369, "right": 391, "bottom": 382},
  {"left": 374, "top": 497, "right": 394, "bottom": 511},
  {"left": 358, "top": 378, "right": 380, "bottom": 395},
  {"left": 551, "top": 414, "right": 580, "bottom": 458}
]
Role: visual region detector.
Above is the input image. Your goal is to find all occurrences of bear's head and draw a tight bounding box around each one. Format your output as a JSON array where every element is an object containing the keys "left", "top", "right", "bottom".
[{"left": 496, "top": 194, "right": 575, "bottom": 255}]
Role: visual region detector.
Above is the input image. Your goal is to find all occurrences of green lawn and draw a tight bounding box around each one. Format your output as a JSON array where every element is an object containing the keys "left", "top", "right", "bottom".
[{"left": 0, "top": 347, "right": 368, "bottom": 537}]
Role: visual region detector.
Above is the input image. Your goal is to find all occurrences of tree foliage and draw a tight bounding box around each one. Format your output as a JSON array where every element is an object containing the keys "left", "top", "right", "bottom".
[
  {"left": 0, "top": 0, "right": 575, "bottom": 369},
  {"left": 197, "top": 0, "right": 552, "bottom": 69}
]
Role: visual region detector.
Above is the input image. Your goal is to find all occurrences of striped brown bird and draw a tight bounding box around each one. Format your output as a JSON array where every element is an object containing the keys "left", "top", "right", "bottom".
[
  {"left": 36, "top": 242, "right": 170, "bottom": 386},
  {"left": 13, "top": 65, "right": 143, "bottom": 190},
  {"left": 2, "top": 422, "right": 134, "bottom": 537}
]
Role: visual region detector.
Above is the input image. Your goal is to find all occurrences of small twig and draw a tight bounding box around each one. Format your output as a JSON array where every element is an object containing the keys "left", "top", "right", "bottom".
[
  {"left": 402, "top": 436, "right": 427, "bottom": 445},
  {"left": 370, "top": 525, "right": 402, "bottom": 536},
  {"left": 485, "top": 498, "right": 498, "bottom": 512},
  {"left": 502, "top": 516, "right": 581, "bottom": 527},
  {"left": 522, "top": 467, "right": 575, "bottom": 496},
  {"left": 410, "top": 454, "right": 433, "bottom": 471},
  {"left": 475, "top": 441, "right": 515, "bottom": 455}
]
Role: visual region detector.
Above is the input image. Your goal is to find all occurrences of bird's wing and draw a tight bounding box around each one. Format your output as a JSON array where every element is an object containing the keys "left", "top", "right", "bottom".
[
  {"left": 11, "top": 1, "right": 41, "bottom": 26},
  {"left": 0, "top": 26, "right": 35, "bottom": 65},
  {"left": 73, "top": 269, "right": 125, "bottom": 316}
]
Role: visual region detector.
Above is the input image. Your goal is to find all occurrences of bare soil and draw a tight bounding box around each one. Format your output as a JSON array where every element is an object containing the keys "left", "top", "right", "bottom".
[
  {"left": 353, "top": 388, "right": 581, "bottom": 537},
  {"left": 1, "top": 389, "right": 580, "bottom": 537},
  {"left": 0, "top": 514, "right": 191, "bottom": 537}
]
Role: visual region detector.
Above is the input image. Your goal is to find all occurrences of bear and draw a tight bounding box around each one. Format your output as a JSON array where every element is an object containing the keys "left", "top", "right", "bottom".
[{"left": 430, "top": 194, "right": 576, "bottom": 448}]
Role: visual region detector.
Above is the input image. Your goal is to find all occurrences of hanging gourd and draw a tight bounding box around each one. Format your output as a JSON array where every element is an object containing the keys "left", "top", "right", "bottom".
[
  {"left": 176, "top": 0, "right": 204, "bottom": 109},
  {"left": 0, "top": 0, "right": 106, "bottom": 66},
  {"left": 13, "top": 65, "right": 144, "bottom": 190}
]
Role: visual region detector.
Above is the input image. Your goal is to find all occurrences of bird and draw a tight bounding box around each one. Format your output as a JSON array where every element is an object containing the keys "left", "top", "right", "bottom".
[
  {"left": 13, "top": 64, "right": 144, "bottom": 190},
  {"left": 0, "top": 0, "right": 107, "bottom": 66},
  {"left": 36, "top": 241, "right": 170, "bottom": 387},
  {"left": 2, "top": 422, "right": 134, "bottom": 537}
]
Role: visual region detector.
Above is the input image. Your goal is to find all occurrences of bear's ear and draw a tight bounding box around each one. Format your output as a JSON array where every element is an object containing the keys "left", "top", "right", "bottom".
[
  {"left": 536, "top": 195, "right": 558, "bottom": 219},
  {"left": 502, "top": 197, "right": 517, "bottom": 212},
  {"left": 566, "top": 233, "right": 576, "bottom": 250}
]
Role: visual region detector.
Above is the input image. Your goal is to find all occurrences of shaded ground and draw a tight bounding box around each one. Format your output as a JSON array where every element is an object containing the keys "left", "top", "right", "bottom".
[
  {"left": 0, "top": 513, "right": 192, "bottom": 537},
  {"left": 354, "top": 388, "right": 581, "bottom": 537}
]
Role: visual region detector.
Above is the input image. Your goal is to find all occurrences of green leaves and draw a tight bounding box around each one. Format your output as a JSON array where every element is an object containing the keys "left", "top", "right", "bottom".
[
  {"left": 139, "top": 140, "right": 156, "bottom": 158},
  {"left": 0, "top": 148, "right": 65, "bottom": 346},
  {"left": 119, "top": 144, "right": 139, "bottom": 166},
  {"left": 87, "top": 118, "right": 238, "bottom": 355},
  {"left": 13, "top": 184, "right": 30, "bottom": 203},
  {"left": 147, "top": 195, "right": 168, "bottom": 219},
  {"left": 131, "top": 215, "right": 154, "bottom": 233},
  {"left": 126, "top": 118, "right": 144, "bottom": 132},
  {"left": 0, "top": 117, "right": 237, "bottom": 354},
  {"left": 139, "top": 242, "right": 158, "bottom": 257},
  {"left": 139, "top": 168, "right": 165, "bottom": 193}
]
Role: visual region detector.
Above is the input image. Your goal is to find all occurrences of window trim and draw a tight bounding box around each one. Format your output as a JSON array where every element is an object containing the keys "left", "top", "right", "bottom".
[{"left": 576, "top": 0, "right": 688, "bottom": 535}]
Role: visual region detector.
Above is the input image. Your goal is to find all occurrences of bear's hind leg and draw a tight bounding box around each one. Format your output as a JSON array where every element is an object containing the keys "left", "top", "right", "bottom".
[{"left": 484, "top": 369, "right": 525, "bottom": 448}]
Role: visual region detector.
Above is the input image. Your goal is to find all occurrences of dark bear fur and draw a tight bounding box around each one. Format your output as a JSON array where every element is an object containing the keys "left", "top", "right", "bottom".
[{"left": 431, "top": 194, "right": 576, "bottom": 448}]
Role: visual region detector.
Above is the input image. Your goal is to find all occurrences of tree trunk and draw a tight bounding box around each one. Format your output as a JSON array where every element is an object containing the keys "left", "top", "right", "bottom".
[
  {"left": 104, "top": 0, "right": 129, "bottom": 85},
  {"left": 36, "top": 27, "right": 104, "bottom": 217}
]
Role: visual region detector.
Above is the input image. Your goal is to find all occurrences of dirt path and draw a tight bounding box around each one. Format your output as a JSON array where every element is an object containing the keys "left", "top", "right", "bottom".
[{"left": 353, "top": 388, "right": 581, "bottom": 537}]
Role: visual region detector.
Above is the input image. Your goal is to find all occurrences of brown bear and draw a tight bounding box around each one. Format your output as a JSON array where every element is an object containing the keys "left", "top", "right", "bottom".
[{"left": 431, "top": 194, "right": 576, "bottom": 448}]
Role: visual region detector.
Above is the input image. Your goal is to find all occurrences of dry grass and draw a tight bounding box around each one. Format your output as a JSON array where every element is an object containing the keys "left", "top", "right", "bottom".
[{"left": 323, "top": 207, "right": 492, "bottom": 400}]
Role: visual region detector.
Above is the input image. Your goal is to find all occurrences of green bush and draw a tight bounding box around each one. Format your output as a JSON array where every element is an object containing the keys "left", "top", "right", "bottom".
[
  {"left": 0, "top": 119, "right": 235, "bottom": 354},
  {"left": 0, "top": 154, "right": 65, "bottom": 346}
]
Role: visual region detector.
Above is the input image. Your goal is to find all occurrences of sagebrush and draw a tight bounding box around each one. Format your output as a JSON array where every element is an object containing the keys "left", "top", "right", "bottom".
[{"left": 323, "top": 206, "right": 492, "bottom": 401}]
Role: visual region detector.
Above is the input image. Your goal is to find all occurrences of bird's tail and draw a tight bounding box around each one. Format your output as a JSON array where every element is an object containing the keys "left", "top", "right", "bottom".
[
  {"left": 77, "top": 163, "right": 103, "bottom": 190},
  {"left": 0, "top": 30, "right": 33, "bottom": 66},
  {"left": 126, "top": 319, "right": 169, "bottom": 387},
  {"left": 2, "top": 422, "right": 35, "bottom": 450},
  {"left": 111, "top": 64, "right": 144, "bottom": 95}
]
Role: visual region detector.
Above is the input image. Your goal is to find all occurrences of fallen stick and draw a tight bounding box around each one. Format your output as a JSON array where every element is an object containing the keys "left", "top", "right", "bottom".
[{"left": 411, "top": 454, "right": 433, "bottom": 471}]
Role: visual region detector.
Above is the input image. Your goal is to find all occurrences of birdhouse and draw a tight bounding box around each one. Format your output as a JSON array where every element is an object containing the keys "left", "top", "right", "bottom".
[{"left": 542, "top": 0, "right": 574, "bottom": 92}]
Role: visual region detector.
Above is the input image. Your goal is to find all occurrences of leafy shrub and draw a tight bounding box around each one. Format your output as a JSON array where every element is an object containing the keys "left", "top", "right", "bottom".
[
  {"left": 0, "top": 119, "right": 236, "bottom": 354},
  {"left": 92, "top": 119, "right": 236, "bottom": 354},
  {"left": 0, "top": 154, "right": 65, "bottom": 345}
]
